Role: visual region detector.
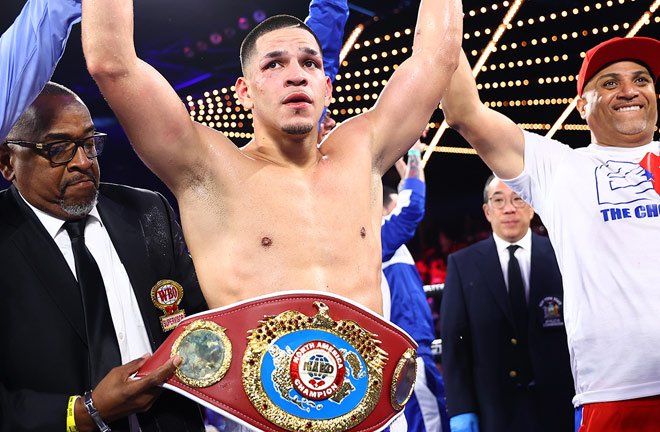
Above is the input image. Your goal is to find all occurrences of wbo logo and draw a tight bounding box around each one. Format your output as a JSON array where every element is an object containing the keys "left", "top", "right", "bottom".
[{"left": 594, "top": 160, "right": 658, "bottom": 205}]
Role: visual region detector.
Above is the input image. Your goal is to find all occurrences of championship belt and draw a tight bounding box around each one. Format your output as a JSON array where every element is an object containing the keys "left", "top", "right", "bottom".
[{"left": 136, "top": 291, "right": 418, "bottom": 432}]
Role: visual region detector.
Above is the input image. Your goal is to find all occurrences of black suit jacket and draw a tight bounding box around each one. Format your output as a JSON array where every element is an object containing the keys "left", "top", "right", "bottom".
[
  {"left": 0, "top": 183, "right": 207, "bottom": 432},
  {"left": 440, "top": 233, "right": 574, "bottom": 432}
]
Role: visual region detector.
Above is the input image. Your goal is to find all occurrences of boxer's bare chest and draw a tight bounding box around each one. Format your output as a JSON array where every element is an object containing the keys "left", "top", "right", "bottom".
[{"left": 179, "top": 157, "right": 384, "bottom": 311}]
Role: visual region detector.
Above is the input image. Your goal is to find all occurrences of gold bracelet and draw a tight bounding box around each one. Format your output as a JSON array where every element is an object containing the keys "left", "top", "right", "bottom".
[{"left": 66, "top": 395, "right": 80, "bottom": 432}]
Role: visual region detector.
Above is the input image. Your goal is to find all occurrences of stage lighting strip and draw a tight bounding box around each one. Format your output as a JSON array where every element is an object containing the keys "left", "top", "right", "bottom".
[
  {"left": 475, "top": 73, "right": 577, "bottom": 91},
  {"left": 350, "top": 29, "right": 413, "bottom": 56},
  {"left": 348, "top": 1, "right": 524, "bottom": 51},
  {"left": 423, "top": 145, "right": 477, "bottom": 155},
  {"left": 484, "top": 97, "right": 574, "bottom": 108},
  {"left": 509, "top": 0, "right": 636, "bottom": 31},
  {"left": 476, "top": 79, "right": 529, "bottom": 90},
  {"left": 466, "top": 0, "right": 637, "bottom": 42},
  {"left": 464, "top": 0, "right": 639, "bottom": 24},
  {"left": 292, "top": 52, "right": 567, "bottom": 110},
  {"left": 547, "top": 0, "right": 660, "bottom": 138},
  {"left": 336, "top": 63, "right": 401, "bottom": 83},
  {"left": 462, "top": 2, "right": 635, "bottom": 50},
  {"left": 470, "top": 21, "right": 636, "bottom": 59},
  {"left": 467, "top": 0, "right": 639, "bottom": 60},
  {"left": 334, "top": 68, "right": 400, "bottom": 99},
  {"left": 422, "top": 0, "right": 526, "bottom": 165},
  {"left": 466, "top": 1, "right": 512, "bottom": 19},
  {"left": 479, "top": 54, "right": 569, "bottom": 73}
]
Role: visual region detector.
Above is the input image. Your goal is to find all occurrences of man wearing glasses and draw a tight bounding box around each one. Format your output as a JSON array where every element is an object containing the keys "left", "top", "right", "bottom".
[
  {"left": 440, "top": 175, "right": 574, "bottom": 432},
  {"left": 0, "top": 82, "right": 207, "bottom": 431}
]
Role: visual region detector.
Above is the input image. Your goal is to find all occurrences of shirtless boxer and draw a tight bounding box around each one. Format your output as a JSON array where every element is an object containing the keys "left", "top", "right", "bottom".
[{"left": 81, "top": 0, "right": 462, "bottom": 313}]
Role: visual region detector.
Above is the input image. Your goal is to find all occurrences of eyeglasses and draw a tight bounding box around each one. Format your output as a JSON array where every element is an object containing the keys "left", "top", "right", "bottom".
[
  {"left": 488, "top": 195, "right": 527, "bottom": 209},
  {"left": 5, "top": 132, "right": 106, "bottom": 165}
]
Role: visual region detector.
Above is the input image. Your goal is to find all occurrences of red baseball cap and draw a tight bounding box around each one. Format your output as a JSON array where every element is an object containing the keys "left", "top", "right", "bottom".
[{"left": 576, "top": 37, "right": 660, "bottom": 96}]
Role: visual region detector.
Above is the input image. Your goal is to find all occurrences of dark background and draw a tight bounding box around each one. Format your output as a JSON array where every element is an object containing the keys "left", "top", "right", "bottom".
[{"left": 2, "top": 0, "right": 659, "bottom": 255}]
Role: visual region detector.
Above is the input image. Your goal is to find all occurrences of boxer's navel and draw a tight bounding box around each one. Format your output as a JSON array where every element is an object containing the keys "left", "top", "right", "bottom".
[{"left": 261, "top": 236, "right": 273, "bottom": 248}]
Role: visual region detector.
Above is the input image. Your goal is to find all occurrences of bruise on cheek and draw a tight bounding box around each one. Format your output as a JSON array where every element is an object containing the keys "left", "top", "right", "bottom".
[
  {"left": 261, "top": 236, "right": 273, "bottom": 248},
  {"left": 360, "top": 227, "right": 366, "bottom": 239}
]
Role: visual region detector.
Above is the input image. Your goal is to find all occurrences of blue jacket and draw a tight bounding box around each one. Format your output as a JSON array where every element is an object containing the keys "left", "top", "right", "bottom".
[
  {"left": 382, "top": 178, "right": 436, "bottom": 356},
  {"left": 304, "top": 0, "right": 349, "bottom": 82},
  {"left": 0, "top": 0, "right": 81, "bottom": 141}
]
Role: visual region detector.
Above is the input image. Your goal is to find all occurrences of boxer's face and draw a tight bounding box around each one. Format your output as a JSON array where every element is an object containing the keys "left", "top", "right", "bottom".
[
  {"left": 0, "top": 95, "right": 100, "bottom": 220},
  {"left": 578, "top": 61, "right": 658, "bottom": 147},
  {"left": 236, "top": 27, "right": 332, "bottom": 138},
  {"left": 483, "top": 178, "right": 534, "bottom": 243}
]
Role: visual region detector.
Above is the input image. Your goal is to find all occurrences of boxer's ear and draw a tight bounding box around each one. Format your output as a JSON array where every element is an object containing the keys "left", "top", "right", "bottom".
[
  {"left": 235, "top": 77, "right": 253, "bottom": 110},
  {"left": 324, "top": 75, "right": 332, "bottom": 108}
]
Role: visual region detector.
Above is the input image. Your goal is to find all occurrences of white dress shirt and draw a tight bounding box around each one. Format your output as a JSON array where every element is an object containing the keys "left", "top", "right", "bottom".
[
  {"left": 21, "top": 193, "right": 151, "bottom": 431},
  {"left": 492, "top": 229, "right": 532, "bottom": 302},
  {"left": 20, "top": 193, "right": 152, "bottom": 363}
]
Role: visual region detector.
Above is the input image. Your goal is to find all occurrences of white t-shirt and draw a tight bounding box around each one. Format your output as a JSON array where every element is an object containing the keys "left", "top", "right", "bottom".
[{"left": 504, "top": 130, "right": 660, "bottom": 406}]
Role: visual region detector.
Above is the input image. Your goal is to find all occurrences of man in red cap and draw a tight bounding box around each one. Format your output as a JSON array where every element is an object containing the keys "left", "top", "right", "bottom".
[{"left": 441, "top": 37, "right": 660, "bottom": 432}]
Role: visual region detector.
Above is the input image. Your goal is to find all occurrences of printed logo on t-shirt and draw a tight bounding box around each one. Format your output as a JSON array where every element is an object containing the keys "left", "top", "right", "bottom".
[
  {"left": 595, "top": 160, "right": 655, "bottom": 205},
  {"left": 595, "top": 157, "right": 660, "bottom": 223}
]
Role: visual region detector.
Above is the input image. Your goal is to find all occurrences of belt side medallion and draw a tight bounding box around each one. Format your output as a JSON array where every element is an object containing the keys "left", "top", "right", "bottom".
[
  {"left": 242, "top": 301, "right": 388, "bottom": 431},
  {"left": 390, "top": 348, "right": 417, "bottom": 410},
  {"left": 171, "top": 320, "right": 232, "bottom": 388}
]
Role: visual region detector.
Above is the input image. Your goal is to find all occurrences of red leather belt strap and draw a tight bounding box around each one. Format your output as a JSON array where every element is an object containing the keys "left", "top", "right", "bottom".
[{"left": 136, "top": 291, "right": 418, "bottom": 432}]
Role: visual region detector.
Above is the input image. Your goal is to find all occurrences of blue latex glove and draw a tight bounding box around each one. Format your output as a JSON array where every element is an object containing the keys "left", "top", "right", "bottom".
[{"left": 450, "top": 413, "right": 480, "bottom": 432}]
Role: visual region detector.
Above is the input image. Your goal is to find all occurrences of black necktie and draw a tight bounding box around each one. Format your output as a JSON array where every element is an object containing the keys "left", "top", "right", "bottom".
[
  {"left": 507, "top": 244, "right": 533, "bottom": 384},
  {"left": 507, "top": 245, "right": 527, "bottom": 332},
  {"left": 64, "top": 218, "right": 121, "bottom": 387}
]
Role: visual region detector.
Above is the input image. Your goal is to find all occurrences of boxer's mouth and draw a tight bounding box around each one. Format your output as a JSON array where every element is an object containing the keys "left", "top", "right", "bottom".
[{"left": 283, "top": 93, "right": 312, "bottom": 106}]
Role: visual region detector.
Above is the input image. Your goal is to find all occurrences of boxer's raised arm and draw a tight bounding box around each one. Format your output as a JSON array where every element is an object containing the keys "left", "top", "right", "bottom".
[
  {"left": 82, "top": 0, "right": 225, "bottom": 193},
  {"left": 441, "top": 51, "right": 524, "bottom": 179},
  {"left": 362, "top": 0, "right": 462, "bottom": 174}
]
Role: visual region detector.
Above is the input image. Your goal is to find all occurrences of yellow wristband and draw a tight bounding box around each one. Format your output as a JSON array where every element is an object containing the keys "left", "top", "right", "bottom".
[{"left": 66, "top": 395, "right": 80, "bottom": 432}]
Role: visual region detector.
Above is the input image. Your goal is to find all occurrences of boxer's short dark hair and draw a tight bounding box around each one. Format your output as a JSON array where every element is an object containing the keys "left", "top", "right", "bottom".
[{"left": 239, "top": 14, "right": 323, "bottom": 76}]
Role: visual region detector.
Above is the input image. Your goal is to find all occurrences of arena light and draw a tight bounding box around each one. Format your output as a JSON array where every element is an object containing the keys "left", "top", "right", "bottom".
[
  {"left": 547, "top": 0, "right": 660, "bottom": 138},
  {"left": 425, "top": 144, "right": 478, "bottom": 155},
  {"left": 339, "top": 24, "right": 365, "bottom": 64},
  {"left": 423, "top": 0, "right": 527, "bottom": 166}
]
